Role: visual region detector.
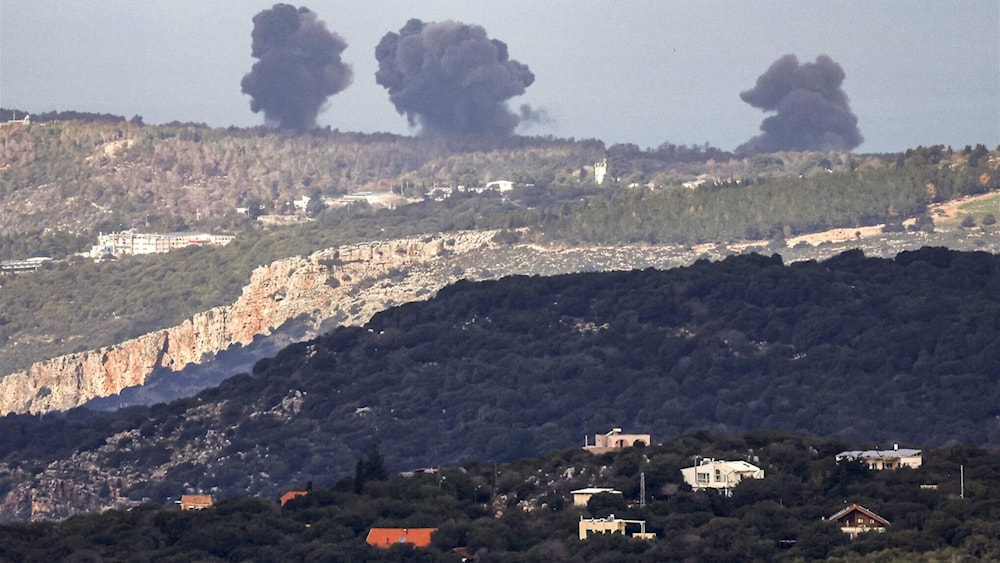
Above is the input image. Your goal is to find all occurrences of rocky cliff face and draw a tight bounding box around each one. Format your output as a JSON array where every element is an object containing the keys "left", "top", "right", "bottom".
[{"left": 0, "top": 231, "right": 502, "bottom": 415}]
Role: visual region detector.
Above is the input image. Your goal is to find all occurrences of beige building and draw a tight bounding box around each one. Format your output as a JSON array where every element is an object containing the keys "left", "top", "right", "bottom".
[
  {"left": 584, "top": 428, "right": 651, "bottom": 454},
  {"left": 579, "top": 515, "right": 655, "bottom": 540},
  {"left": 681, "top": 458, "right": 764, "bottom": 496},
  {"left": 91, "top": 230, "right": 235, "bottom": 258},
  {"left": 835, "top": 446, "right": 922, "bottom": 470},
  {"left": 570, "top": 487, "right": 623, "bottom": 508}
]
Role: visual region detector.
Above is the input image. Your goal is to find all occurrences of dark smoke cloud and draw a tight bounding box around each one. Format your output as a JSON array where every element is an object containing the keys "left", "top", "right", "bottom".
[
  {"left": 737, "top": 54, "right": 863, "bottom": 154},
  {"left": 375, "top": 19, "right": 537, "bottom": 136},
  {"left": 241, "top": 4, "right": 352, "bottom": 131}
]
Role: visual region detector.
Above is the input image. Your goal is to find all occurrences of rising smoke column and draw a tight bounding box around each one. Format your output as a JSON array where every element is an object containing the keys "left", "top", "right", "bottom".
[
  {"left": 737, "top": 54, "right": 863, "bottom": 154},
  {"left": 240, "top": 4, "right": 352, "bottom": 131},
  {"left": 374, "top": 19, "right": 537, "bottom": 136}
]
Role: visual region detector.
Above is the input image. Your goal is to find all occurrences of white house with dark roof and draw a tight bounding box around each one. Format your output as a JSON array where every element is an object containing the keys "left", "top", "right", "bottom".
[{"left": 835, "top": 445, "right": 922, "bottom": 470}]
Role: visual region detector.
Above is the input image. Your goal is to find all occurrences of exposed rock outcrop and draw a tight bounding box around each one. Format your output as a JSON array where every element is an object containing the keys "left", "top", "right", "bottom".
[{"left": 0, "top": 230, "right": 502, "bottom": 415}]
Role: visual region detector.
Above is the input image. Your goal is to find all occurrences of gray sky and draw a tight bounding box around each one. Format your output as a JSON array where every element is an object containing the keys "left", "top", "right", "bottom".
[{"left": 1, "top": 1, "right": 997, "bottom": 153}]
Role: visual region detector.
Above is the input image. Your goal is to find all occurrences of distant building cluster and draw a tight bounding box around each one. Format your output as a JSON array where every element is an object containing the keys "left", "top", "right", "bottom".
[
  {"left": 0, "top": 256, "right": 52, "bottom": 273},
  {"left": 90, "top": 229, "right": 235, "bottom": 258}
]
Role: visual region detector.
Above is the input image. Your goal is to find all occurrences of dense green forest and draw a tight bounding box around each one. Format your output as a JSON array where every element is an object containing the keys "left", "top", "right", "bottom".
[
  {"left": 2, "top": 431, "right": 998, "bottom": 561},
  {"left": 1, "top": 119, "right": 996, "bottom": 377},
  {"left": 1, "top": 248, "right": 999, "bottom": 525}
]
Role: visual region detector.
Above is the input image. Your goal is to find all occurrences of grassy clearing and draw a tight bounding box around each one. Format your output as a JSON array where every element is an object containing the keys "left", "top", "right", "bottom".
[{"left": 936, "top": 192, "right": 1000, "bottom": 229}]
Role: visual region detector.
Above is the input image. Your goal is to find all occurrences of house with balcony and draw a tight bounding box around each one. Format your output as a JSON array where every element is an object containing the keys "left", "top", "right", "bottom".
[
  {"left": 680, "top": 458, "right": 764, "bottom": 496},
  {"left": 826, "top": 503, "right": 891, "bottom": 539}
]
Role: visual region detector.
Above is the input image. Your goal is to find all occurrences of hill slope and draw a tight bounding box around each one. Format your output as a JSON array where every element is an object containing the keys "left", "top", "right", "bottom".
[{"left": 1, "top": 247, "right": 999, "bottom": 521}]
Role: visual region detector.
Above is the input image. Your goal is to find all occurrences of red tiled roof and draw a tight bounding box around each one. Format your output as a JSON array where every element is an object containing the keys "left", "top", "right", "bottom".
[
  {"left": 366, "top": 528, "right": 437, "bottom": 548},
  {"left": 180, "top": 494, "right": 213, "bottom": 510},
  {"left": 280, "top": 490, "right": 308, "bottom": 506}
]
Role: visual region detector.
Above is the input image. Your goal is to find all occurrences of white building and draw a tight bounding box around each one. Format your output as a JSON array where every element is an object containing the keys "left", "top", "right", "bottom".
[
  {"left": 91, "top": 230, "right": 235, "bottom": 258},
  {"left": 835, "top": 445, "right": 922, "bottom": 470},
  {"left": 594, "top": 159, "right": 608, "bottom": 185},
  {"left": 681, "top": 458, "right": 764, "bottom": 496},
  {"left": 485, "top": 180, "right": 515, "bottom": 192}
]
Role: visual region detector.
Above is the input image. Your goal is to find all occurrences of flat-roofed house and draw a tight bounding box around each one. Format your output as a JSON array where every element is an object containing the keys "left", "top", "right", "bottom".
[
  {"left": 570, "top": 487, "right": 623, "bottom": 507},
  {"left": 584, "top": 428, "right": 651, "bottom": 454},
  {"left": 835, "top": 445, "right": 922, "bottom": 470}
]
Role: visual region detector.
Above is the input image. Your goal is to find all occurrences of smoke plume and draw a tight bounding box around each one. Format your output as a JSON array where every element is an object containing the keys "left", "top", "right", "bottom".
[
  {"left": 374, "top": 19, "right": 537, "bottom": 136},
  {"left": 241, "top": 4, "right": 352, "bottom": 131},
  {"left": 737, "top": 54, "right": 863, "bottom": 154}
]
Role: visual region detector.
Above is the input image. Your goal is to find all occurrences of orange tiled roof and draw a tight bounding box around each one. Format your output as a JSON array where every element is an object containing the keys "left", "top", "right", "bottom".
[
  {"left": 180, "top": 494, "right": 214, "bottom": 510},
  {"left": 366, "top": 527, "right": 437, "bottom": 548},
  {"left": 280, "top": 490, "right": 308, "bottom": 506}
]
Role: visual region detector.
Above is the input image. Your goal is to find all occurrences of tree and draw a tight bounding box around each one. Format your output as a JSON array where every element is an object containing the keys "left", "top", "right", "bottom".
[{"left": 354, "top": 443, "right": 389, "bottom": 493}]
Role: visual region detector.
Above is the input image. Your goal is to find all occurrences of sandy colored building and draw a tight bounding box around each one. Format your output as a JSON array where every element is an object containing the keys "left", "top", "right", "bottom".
[
  {"left": 584, "top": 428, "right": 651, "bottom": 454},
  {"left": 570, "top": 487, "right": 623, "bottom": 507},
  {"left": 579, "top": 515, "right": 655, "bottom": 540}
]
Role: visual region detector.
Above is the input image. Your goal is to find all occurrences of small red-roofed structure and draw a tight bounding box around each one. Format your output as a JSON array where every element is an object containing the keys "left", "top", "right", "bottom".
[
  {"left": 280, "top": 490, "right": 308, "bottom": 506},
  {"left": 366, "top": 527, "right": 437, "bottom": 548}
]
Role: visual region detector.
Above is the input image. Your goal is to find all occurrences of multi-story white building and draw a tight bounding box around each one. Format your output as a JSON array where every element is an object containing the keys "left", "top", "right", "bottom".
[
  {"left": 90, "top": 230, "right": 235, "bottom": 258},
  {"left": 681, "top": 458, "right": 764, "bottom": 496}
]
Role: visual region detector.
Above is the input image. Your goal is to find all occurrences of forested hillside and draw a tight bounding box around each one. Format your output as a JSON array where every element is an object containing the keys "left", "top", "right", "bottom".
[
  {"left": 1, "top": 247, "right": 999, "bottom": 522},
  {"left": 3, "top": 431, "right": 999, "bottom": 561},
  {"left": 1, "top": 117, "right": 996, "bottom": 379}
]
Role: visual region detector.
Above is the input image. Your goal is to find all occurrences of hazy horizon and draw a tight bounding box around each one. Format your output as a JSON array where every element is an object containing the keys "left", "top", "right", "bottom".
[{"left": 1, "top": 1, "right": 997, "bottom": 152}]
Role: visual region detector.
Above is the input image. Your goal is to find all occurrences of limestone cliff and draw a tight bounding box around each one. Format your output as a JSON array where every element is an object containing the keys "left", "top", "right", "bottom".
[{"left": 0, "top": 231, "right": 502, "bottom": 415}]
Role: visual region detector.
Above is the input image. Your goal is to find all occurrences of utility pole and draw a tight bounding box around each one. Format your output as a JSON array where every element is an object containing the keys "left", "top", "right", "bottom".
[
  {"left": 960, "top": 464, "right": 965, "bottom": 499},
  {"left": 640, "top": 472, "right": 646, "bottom": 509}
]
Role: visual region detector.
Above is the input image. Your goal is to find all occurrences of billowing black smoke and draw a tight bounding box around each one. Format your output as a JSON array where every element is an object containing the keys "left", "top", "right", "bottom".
[
  {"left": 374, "top": 19, "right": 537, "bottom": 136},
  {"left": 737, "top": 54, "right": 863, "bottom": 154},
  {"left": 241, "top": 4, "right": 352, "bottom": 131}
]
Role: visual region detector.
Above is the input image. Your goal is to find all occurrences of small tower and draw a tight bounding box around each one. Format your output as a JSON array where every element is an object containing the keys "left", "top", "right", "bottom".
[{"left": 594, "top": 159, "right": 608, "bottom": 185}]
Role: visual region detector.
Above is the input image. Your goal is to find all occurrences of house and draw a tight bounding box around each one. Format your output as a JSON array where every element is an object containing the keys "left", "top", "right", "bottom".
[
  {"left": 485, "top": 180, "right": 515, "bottom": 192},
  {"left": 826, "top": 503, "right": 891, "bottom": 539},
  {"left": 579, "top": 515, "right": 656, "bottom": 540},
  {"left": 680, "top": 458, "right": 764, "bottom": 496},
  {"left": 279, "top": 490, "right": 308, "bottom": 506},
  {"left": 570, "top": 487, "right": 623, "bottom": 507},
  {"left": 366, "top": 528, "right": 437, "bottom": 549},
  {"left": 594, "top": 159, "right": 608, "bottom": 185},
  {"left": 584, "top": 428, "right": 651, "bottom": 454},
  {"left": 179, "top": 494, "right": 213, "bottom": 510},
  {"left": 835, "top": 445, "right": 922, "bottom": 470}
]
